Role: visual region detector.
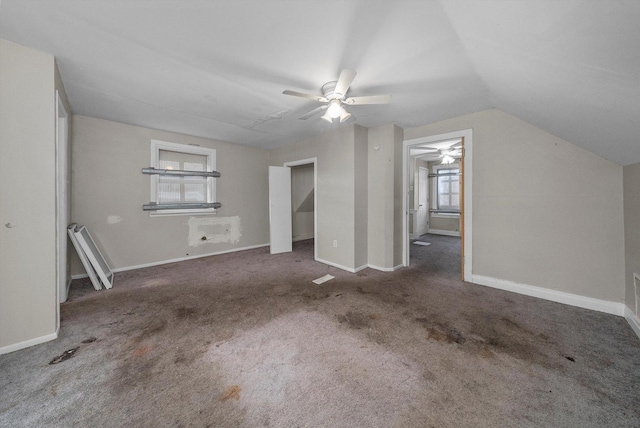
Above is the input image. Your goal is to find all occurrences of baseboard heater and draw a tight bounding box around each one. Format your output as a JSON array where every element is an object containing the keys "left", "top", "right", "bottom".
[{"left": 68, "top": 223, "right": 114, "bottom": 291}]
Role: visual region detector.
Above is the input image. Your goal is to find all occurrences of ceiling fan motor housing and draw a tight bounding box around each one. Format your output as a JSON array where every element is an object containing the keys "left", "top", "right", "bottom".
[{"left": 321, "top": 81, "right": 341, "bottom": 99}]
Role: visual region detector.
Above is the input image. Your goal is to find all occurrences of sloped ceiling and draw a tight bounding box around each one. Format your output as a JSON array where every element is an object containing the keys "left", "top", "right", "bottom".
[{"left": 1, "top": 0, "right": 638, "bottom": 165}]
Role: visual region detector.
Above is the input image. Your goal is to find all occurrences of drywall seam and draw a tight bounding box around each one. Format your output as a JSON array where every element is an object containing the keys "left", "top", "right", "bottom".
[
  {"left": 70, "top": 243, "right": 270, "bottom": 279},
  {"left": 624, "top": 306, "right": 640, "bottom": 340},
  {"left": 187, "top": 216, "right": 242, "bottom": 246},
  {"left": 471, "top": 274, "right": 625, "bottom": 316},
  {"left": 0, "top": 331, "right": 58, "bottom": 356}
]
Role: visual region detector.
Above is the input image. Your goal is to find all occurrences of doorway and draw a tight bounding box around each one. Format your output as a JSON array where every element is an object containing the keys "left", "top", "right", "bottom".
[
  {"left": 268, "top": 158, "right": 318, "bottom": 261},
  {"left": 402, "top": 130, "right": 472, "bottom": 281}
]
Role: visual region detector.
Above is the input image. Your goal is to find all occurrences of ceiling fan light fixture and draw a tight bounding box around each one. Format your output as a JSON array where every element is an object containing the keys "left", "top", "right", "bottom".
[
  {"left": 339, "top": 109, "right": 351, "bottom": 123},
  {"left": 321, "top": 110, "right": 334, "bottom": 123},
  {"left": 327, "top": 99, "right": 343, "bottom": 118},
  {"left": 441, "top": 154, "right": 455, "bottom": 165}
]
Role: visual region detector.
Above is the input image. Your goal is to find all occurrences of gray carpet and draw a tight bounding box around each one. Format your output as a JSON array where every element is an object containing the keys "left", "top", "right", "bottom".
[{"left": 1, "top": 239, "right": 639, "bottom": 427}]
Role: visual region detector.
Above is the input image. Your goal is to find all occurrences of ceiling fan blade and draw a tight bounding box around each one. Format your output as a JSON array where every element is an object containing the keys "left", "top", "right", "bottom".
[
  {"left": 283, "top": 90, "right": 328, "bottom": 103},
  {"left": 334, "top": 69, "right": 357, "bottom": 97},
  {"left": 344, "top": 94, "right": 391, "bottom": 105},
  {"left": 299, "top": 105, "right": 328, "bottom": 120}
]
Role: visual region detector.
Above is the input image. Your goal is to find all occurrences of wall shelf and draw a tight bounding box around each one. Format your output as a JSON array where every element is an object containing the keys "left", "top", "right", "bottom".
[{"left": 142, "top": 167, "right": 220, "bottom": 178}]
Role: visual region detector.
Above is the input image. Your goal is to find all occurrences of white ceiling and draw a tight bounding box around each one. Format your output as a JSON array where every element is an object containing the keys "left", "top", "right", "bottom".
[{"left": 2, "top": 1, "right": 639, "bottom": 165}]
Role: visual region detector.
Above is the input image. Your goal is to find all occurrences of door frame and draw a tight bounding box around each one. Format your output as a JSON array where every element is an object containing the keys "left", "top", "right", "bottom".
[
  {"left": 55, "top": 91, "right": 69, "bottom": 320},
  {"left": 402, "top": 129, "right": 473, "bottom": 281},
  {"left": 284, "top": 157, "right": 318, "bottom": 261},
  {"left": 417, "top": 165, "right": 429, "bottom": 237}
]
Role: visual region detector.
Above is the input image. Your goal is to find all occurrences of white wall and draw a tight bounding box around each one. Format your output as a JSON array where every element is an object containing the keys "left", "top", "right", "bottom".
[
  {"left": 624, "top": 162, "right": 640, "bottom": 315},
  {"left": 269, "top": 125, "right": 363, "bottom": 271},
  {"left": 70, "top": 116, "right": 270, "bottom": 274},
  {"left": 405, "top": 109, "right": 625, "bottom": 302},
  {"left": 0, "top": 40, "right": 58, "bottom": 351}
]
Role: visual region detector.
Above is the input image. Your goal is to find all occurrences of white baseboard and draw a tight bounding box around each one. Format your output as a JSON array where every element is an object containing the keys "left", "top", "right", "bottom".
[
  {"left": 71, "top": 243, "right": 270, "bottom": 279},
  {"left": 470, "top": 274, "right": 625, "bottom": 316},
  {"left": 0, "top": 331, "right": 58, "bottom": 356},
  {"left": 624, "top": 306, "right": 640, "bottom": 340},
  {"left": 428, "top": 229, "right": 460, "bottom": 237},
  {"left": 314, "top": 257, "right": 358, "bottom": 273},
  {"left": 368, "top": 264, "right": 404, "bottom": 272},
  {"left": 292, "top": 234, "right": 314, "bottom": 242}
]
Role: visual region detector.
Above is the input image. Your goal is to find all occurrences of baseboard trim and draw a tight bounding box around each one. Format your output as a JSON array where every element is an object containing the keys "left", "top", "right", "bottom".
[
  {"left": 368, "top": 264, "right": 404, "bottom": 272},
  {"left": 315, "top": 257, "right": 359, "bottom": 273},
  {"left": 0, "top": 331, "right": 58, "bottom": 356},
  {"left": 470, "top": 274, "right": 625, "bottom": 316},
  {"left": 293, "top": 234, "right": 314, "bottom": 242},
  {"left": 624, "top": 306, "right": 640, "bottom": 340},
  {"left": 428, "top": 229, "right": 460, "bottom": 237},
  {"left": 71, "top": 243, "right": 270, "bottom": 279}
]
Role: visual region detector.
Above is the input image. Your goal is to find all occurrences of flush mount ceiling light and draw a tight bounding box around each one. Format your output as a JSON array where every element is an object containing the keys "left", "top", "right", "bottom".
[{"left": 283, "top": 69, "right": 390, "bottom": 123}]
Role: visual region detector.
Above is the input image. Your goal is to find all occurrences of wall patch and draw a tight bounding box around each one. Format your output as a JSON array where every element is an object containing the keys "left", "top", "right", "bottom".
[
  {"left": 187, "top": 216, "right": 242, "bottom": 247},
  {"left": 107, "top": 215, "right": 123, "bottom": 224}
]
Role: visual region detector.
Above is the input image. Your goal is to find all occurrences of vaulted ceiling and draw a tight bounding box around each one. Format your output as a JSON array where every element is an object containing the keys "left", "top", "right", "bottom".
[{"left": 2, "top": 1, "right": 639, "bottom": 165}]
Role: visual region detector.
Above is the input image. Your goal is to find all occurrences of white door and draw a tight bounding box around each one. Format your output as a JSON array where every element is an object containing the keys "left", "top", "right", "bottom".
[
  {"left": 56, "top": 92, "right": 69, "bottom": 307},
  {"left": 269, "top": 166, "right": 292, "bottom": 254},
  {"left": 416, "top": 166, "right": 429, "bottom": 236}
]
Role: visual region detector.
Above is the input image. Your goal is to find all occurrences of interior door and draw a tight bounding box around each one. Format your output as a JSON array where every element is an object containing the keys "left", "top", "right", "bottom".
[
  {"left": 269, "top": 166, "right": 292, "bottom": 254},
  {"left": 416, "top": 166, "right": 429, "bottom": 236}
]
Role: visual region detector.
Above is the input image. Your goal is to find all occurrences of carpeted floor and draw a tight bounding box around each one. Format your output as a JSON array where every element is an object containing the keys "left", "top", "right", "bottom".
[{"left": 1, "top": 239, "right": 639, "bottom": 427}]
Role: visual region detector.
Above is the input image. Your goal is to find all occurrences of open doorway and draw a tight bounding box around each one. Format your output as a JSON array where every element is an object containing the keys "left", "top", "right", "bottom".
[
  {"left": 269, "top": 158, "right": 318, "bottom": 261},
  {"left": 290, "top": 163, "right": 315, "bottom": 258},
  {"left": 402, "top": 130, "right": 472, "bottom": 281}
]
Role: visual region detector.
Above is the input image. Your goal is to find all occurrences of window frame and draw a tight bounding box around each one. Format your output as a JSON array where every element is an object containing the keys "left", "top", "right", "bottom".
[
  {"left": 149, "top": 139, "right": 217, "bottom": 216},
  {"left": 431, "top": 162, "right": 461, "bottom": 216}
]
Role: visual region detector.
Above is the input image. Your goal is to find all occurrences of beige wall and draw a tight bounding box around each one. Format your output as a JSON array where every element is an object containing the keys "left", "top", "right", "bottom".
[
  {"left": 354, "top": 125, "right": 368, "bottom": 269},
  {"left": 392, "top": 125, "right": 404, "bottom": 267},
  {"left": 0, "top": 40, "right": 58, "bottom": 350},
  {"left": 269, "top": 125, "right": 362, "bottom": 270},
  {"left": 405, "top": 109, "right": 625, "bottom": 302},
  {"left": 70, "top": 116, "right": 270, "bottom": 274},
  {"left": 367, "top": 124, "right": 397, "bottom": 269},
  {"left": 624, "top": 162, "right": 640, "bottom": 315}
]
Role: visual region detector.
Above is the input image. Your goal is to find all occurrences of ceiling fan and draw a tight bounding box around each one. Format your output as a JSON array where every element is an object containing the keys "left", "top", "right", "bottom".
[
  {"left": 412, "top": 139, "right": 463, "bottom": 164},
  {"left": 282, "top": 69, "right": 391, "bottom": 123}
]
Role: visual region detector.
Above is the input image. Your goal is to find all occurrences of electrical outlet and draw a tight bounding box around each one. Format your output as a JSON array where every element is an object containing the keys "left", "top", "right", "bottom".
[{"left": 333, "top": 240, "right": 338, "bottom": 248}]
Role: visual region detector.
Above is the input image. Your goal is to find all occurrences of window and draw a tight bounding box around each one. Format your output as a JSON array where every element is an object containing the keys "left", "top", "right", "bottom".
[
  {"left": 433, "top": 164, "right": 460, "bottom": 213},
  {"left": 150, "top": 140, "right": 216, "bottom": 215}
]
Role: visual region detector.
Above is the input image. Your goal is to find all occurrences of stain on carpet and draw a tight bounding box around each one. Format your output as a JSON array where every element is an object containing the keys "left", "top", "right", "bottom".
[
  {"left": 220, "top": 385, "right": 242, "bottom": 401},
  {"left": 133, "top": 345, "right": 152, "bottom": 357},
  {"left": 175, "top": 307, "right": 198, "bottom": 319},
  {"left": 337, "top": 311, "right": 371, "bottom": 329},
  {"left": 416, "top": 318, "right": 466, "bottom": 344}
]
